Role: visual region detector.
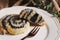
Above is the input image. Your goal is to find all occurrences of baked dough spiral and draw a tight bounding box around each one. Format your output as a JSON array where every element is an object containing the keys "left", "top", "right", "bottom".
[
  {"left": 20, "top": 9, "right": 45, "bottom": 26},
  {"left": 0, "top": 14, "right": 30, "bottom": 35}
]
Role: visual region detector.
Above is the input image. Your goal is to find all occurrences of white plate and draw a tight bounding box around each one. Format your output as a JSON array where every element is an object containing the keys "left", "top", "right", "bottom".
[{"left": 0, "top": 6, "right": 59, "bottom": 40}]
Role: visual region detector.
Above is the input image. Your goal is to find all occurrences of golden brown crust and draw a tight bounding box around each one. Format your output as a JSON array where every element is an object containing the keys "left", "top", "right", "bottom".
[
  {"left": 19, "top": 9, "right": 45, "bottom": 26},
  {"left": 30, "top": 22, "right": 45, "bottom": 26},
  {"left": 0, "top": 14, "right": 30, "bottom": 35},
  {"left": 0, "top": 20, "right": 7, "bottom": 34}
]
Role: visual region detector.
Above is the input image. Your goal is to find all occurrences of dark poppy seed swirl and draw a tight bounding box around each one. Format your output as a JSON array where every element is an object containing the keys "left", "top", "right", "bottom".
[
  {"left": 1, "top": 15, "right": 27, "bottom": 29},
  {"left": 1, "top": 15, "right": 11, "bottom": 30},
  {"left": 8, "top": 15, "right": 27, "bottom": 28},
  {"left": 20, "top": 9, "right": 44, "bottom": 26},
  {"left": 0, "top": 14, "right": 30, "bottom": 35}
]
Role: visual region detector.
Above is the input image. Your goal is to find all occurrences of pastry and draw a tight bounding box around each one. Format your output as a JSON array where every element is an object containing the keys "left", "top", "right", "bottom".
[
  {"left": 0, "top": 14, "right": 30, "bottom": 35},
  {"left": 19, "top": 9, "right": 45, "bottom": 26}
]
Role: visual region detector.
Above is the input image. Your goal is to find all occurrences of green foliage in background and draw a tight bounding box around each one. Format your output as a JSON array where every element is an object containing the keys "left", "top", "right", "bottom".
[
  {"left": 9, "top": 0, "right": 59, "bottom": 18},
  {"left": 31, "top": 0, "right": 58, "bottom": 17}
]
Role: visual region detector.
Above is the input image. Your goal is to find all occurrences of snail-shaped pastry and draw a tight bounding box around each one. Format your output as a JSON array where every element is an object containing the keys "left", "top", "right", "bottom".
[
  {"left": 19, "top": 9, "right": 45, "bottom": 26},
  {"left": 0, "top": 14, "right": 30, "bottom": 35}
]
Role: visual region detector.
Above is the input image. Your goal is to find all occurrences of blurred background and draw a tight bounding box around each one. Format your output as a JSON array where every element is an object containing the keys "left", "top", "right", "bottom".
[{"left": 0, "top": 0, "right": 60, "bottom": 22}]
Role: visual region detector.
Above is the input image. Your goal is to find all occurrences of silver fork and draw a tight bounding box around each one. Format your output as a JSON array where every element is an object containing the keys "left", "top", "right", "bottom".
[{"left": 21, "top": 26, "right": 40, "bottom": 40}]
